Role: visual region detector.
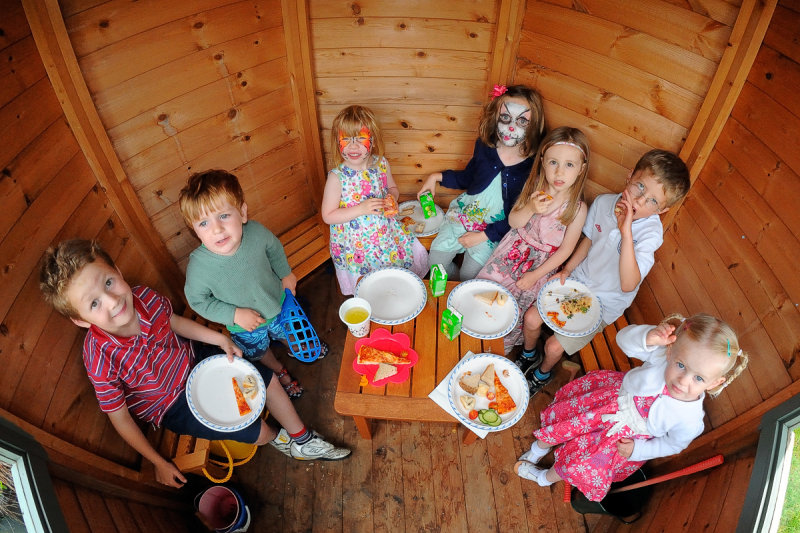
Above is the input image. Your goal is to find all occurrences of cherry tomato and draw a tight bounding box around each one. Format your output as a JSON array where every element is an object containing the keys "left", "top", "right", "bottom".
[
  {"left": 468, "top": 409, "right": 479, "bottom": 420},
  {"left": 486, "top": 392, "right": 496, "bottom": 400},
  {"left": 488, "top": 401, "right": 498, "bottom": 410}
]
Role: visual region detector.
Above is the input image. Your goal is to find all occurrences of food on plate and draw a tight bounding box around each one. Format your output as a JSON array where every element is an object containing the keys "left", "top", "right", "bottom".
[
  {"left": 459, "top": 395, "right": 476, "bottom": 411},
  {"left": 560, "top": 294, "right": 592, "bottom": 318},
  {"left": 374, "top": 362, "right": 398, "bottom": 381},
  {"left": 469, "top": 409, "right": 479, "bottom": 420},
  {"left": 474, "top": 290, "right": 509, "bottom": 306},
  {"left": 241, "top": 374, "right": 259, "bottom": 401},
  {"left": 400, "top": 216, "right": 425, "bottom": 233},
  {"left": 478, "top": 408, "right": 501, "bottom": 427},
  {"left": 493, "top": 374, "right": 517, "bottom": 415},
  {"left": 476, "top": 381, "right": 489, "bottom": 398},
  {"left": 547, "top": 311, "right": 566, "bottom": 329},
  {"left": 480, "top": 364, "right": 496, "bottom": 385},
  {"left": 232, "top": 377, "right": 252, "bottom": 416},
  {"left": 384, "top": 195, "right": 399, "bottom": 217},
  {"left": 458, "top": 371, "right": 480, "bottom": 394},
  {"left": 357, "top": 345, "right": 411, "bottom": 365},
  {"left": 399, "top": 204, "right": 416, "bottom": 216}
]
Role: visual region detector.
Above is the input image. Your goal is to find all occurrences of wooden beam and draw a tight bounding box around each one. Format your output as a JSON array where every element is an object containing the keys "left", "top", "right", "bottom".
[
  {"left": 488, "top": 0, "right": 526, "bottom": 87},
  {"left": 663, "top": 0, "right": 777, "bottom": 229},
  {"left": 21, "top": 0, "right": 185, "bottom": 304}
]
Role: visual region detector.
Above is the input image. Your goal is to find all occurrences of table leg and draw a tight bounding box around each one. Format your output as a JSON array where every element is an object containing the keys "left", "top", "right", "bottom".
[
  {"left": 461, "top": 425, "right": 478, "bottom": 445},
  {"left": 353, "top": 416, "right": 373, "bottom": 439}
]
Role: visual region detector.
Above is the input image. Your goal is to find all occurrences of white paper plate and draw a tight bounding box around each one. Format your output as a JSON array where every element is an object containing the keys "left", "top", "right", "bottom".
[
  {"left": 448, "top": 353, "right": 528, "bottom": 432},
  {"left": 186, "top": 355, "right": 266, "bottom": 432},
  {"left": 355, "top": 267, "right": 427, "bottom": 325},
  {"left": 446, "top": 279, "right": 518, "bottom": 339},
  {"left": 536, "top": 277, "right": 603, "bottom": 337},
  {"left": 397, "top": 201, "right": 445, "bottom": 237}
]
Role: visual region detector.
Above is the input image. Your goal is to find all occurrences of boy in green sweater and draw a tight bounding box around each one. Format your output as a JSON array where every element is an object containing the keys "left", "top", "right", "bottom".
[{"left": 180, "top": 170, "right": 329, "bottom": 399}]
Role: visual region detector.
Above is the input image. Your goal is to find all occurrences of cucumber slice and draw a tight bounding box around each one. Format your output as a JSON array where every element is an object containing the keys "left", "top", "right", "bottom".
[{"left": 478, "top": 409, "right": 501, "bottom": 426}]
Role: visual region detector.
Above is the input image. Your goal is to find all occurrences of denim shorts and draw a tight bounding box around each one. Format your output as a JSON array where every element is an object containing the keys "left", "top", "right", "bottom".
[
  {"left": 231, "top": 319, "right": 286, "bottom": 361},
  {"left": 160, "top": 341, "right": 274, "bottom": 443}
]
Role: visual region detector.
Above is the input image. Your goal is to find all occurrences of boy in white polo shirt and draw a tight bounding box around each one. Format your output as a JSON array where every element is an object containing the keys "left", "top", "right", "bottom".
[{"left": 516, "top": 149, "right": 690, "bottom": 396}]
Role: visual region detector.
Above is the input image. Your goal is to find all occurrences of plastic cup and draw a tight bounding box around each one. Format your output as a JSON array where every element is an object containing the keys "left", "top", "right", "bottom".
[{"left": 339, "top": 298, "right": 372, "bottom": 338}]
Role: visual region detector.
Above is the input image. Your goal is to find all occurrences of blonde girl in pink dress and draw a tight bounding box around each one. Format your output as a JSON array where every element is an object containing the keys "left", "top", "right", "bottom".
[{"left": 477, "top": 127, "right": 591, "bottom": 353}]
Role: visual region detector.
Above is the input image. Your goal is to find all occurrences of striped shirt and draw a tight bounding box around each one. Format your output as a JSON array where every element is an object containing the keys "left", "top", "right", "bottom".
[{"left": 82, "top": 286, "right": 193, "bottom": 425}]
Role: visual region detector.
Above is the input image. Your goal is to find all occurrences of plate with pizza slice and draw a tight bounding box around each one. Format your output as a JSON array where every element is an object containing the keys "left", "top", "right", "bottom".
[
  {"left": 536, "top": 277, "right": 604, "bottom": 337},
  {"left": 447, "top": 352, "right": 528, "bottom": 432},
  {"left": 353, "top": 328, "right": 419, "bottom": 386},
  {"left": 186, "top": 355, "right": 266, "bottom": 432}
]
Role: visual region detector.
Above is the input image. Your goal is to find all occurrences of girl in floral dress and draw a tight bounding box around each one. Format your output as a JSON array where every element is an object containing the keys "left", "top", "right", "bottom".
[
  {"left": 321, "top": 105, "right": 428, "bottom": 295},
  {"left": 417, "top": 85, "right": 546, "bottom": 280},
  {"left": 477, "top": 127, "right": 590, "bottom": 353},
  {"left": 514, "top": 313, "right": 750, "bottom": 502}
]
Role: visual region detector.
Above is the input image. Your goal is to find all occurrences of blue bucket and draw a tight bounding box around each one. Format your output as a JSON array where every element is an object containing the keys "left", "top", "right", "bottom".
[{"left": 195, "top": 485, "right": 250, "bottom": 532}]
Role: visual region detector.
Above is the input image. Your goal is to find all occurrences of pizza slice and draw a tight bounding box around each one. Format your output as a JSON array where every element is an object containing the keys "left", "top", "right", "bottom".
[
  {"left": 493, "top": 374, "right": 517, "bottom": 415},
  {"left": 357, "top": 345, "right": 411, "bottom": 365},
  {"left": 232, "top": 377, "right": 252, "bottom": 416}
]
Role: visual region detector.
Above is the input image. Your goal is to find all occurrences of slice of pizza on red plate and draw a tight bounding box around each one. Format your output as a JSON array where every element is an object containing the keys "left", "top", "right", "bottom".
[
  {"left": 232, "top": 377, "right": 252, "bottom": 416},
  {"left": 493, "top": 374, "right": 517, "bottom": 415},
  {"left": 357, "top": 345, "right": 411, "bottom": 365}
]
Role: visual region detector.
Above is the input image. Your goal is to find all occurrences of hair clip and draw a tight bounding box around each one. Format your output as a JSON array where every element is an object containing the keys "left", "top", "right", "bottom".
[
  {"left": 727, "top": 339, "right": 731, "bottom": 357},
  {"left": 683, "top": 320, "right": 691, "bottom": 331},
  {"left": 491, "top": 84, "right": 508, "bottom": 99}
]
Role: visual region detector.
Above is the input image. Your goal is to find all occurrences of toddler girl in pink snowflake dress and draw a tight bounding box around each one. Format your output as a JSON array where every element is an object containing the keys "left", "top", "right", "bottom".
[{"left": 514, "top": 313, "right": 749, "bottom": 502}]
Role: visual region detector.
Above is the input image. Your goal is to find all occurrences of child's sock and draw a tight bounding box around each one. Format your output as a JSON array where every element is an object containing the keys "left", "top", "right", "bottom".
[
  {"left": 521, "top": 347, "right": 537, "bottom": 359},
  {"left": 519, "top": 440, "right": 551, "bottom": 464},
  {"left": 289, "top": 426, "right": 312, "bottom": 445},
  {"left": 532, "top": 367, "right": 551, "bottom": 382}
]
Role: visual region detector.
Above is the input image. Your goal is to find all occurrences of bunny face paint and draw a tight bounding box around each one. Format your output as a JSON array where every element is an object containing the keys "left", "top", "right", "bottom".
[{"left": 497, "top": 100, "right": 531, "bottom": 147}]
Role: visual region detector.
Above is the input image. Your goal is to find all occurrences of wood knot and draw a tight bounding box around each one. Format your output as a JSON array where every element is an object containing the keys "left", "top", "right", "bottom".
[
  {"left": 469, "top": 32, "right": 477, "bottom": 38},
  {"left": 350, "top": 3, "right": 361, "bottom": 15},
  {"left": 356, "top": 17, "right": 364, "bottom": 26},
  {"left": 416, "top": 51, "right": 426, "bottom": 58},
  {"left": 244, "top": 135, "right": 251, "bottom": 141},
  {"left": 0, "top": 323, "right": 9, "bottom": 336},
  {"left": 155, "top": 189, "right": 163, "bottom": 197},
  {"left": 448, "top": 116, "right": 456, "bottom": 121},
  {"left": 157, "top": 113, "right": 168, "bottom": 122},
  {"left": 400, "top": 121, "right": 409, "bottom": 128},
  {"left": 426, "top": 145, "right": 434, "bottom": 152},
  {"left": 228, "top": 108, "right": 237, "bottom": 119},
  {"left": 415, "top": 163, "right": 422, "bottom": 168},
  {"left": 240, "top": 81, "right": 247, "bottom": 87},
  {"left": 398, "top": 22, "right": 407, "bottom": 29},
  {"left": 765, "top": 72, "right": 773, "bottom": 80},
  {"left": 214, "top": 53, "right": 223, "bottom": 61},
  {"left": 193, "top": 21, "right": 204, "bottom": 29},
  {"left": 98, "top": 19, "right": 109, "bottom": 28}
]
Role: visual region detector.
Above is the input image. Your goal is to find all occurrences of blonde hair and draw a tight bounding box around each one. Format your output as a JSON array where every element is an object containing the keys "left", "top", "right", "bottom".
[
  {"left": 477, "top": 84, "right": 545, "bottom": 157},
  {"left": 661, "top": 312, "right": 749, "bottom": 397},
  {"left": 512, "top": 126, "right": 590, "bottom": 226},
  {"left": 329, "top": 105, "right": 385, "bottom": 167},
  {"left": 178, "top": 169, "right": 245, "bottom": 228},
  {"left": 632, "top": 149, "right": 690, "bottom": 207},
  {"left": 40, "top": 239, "right": 116, "bottom": 319}
]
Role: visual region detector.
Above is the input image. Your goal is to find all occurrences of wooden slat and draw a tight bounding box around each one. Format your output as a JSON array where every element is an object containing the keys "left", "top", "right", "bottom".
[
  {"left": 315, "top": 77, "right": 487, "bottom": 106},
  {"left": 0, "top": 34, "right": 47, "bottom": 108},
  {"left": 309, "top": 0, "right": 498, "bottom": 21},
  {"left": 318, "top": 103, "right": 482, "bottom": 132},
  {"left": 487, "top": 0, "right": 525, "bottom": 87},
  {"left": 314, "top": 47, "right": 489, "bottom": 79}
]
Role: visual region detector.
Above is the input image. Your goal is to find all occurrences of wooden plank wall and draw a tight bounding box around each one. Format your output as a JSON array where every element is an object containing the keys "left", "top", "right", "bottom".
[
  {"left": 309, "top": 0, "right": 506, "bottom": 207},
  {"left": 61, "top": 0, "right": 326, "bottom": 270},
  {"left": 1, "top": 0, "right": 191, "bottom": 526},
  {"left": 628, "top": 0, "right": 800, "bottom": 464},
  {"left": 514, "top": 0, "right": 737, "bottom": 202}
]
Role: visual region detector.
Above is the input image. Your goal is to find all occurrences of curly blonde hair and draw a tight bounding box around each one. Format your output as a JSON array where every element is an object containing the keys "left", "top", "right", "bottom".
[{"left": 661, "top": 313, "right": 749, "bottom": 397}]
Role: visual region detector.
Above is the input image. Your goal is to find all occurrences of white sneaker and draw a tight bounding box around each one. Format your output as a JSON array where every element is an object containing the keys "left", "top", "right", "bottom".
[
  {"left": 269, "top": 428, "right": 292, "bottom": 457},
  {"left": 290, "top": 431, "right": 351, "bottom": 461},
  {"left": 519, "top": 441, "right": 550, "bottom": 464},
  {"left": 514, "top": 461, "right": 554, "bottom": 486}
]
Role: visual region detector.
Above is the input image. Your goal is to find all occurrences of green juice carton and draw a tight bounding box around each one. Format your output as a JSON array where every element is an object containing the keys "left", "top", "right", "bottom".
[
  {"left": 430, "top": 264, "right": 448, "bottom": 297},
  {"left": 419, "top": 191, "right": 437, "bottom": 219},
  {"left": 441, "top": 308, "right": 462, "bottom": 340}
]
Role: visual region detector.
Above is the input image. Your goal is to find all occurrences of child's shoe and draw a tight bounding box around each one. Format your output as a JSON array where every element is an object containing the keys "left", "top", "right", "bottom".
[
  {"left": 518, "top": 440, "right": 551, "bottom": 464},
  {"left": 269, "top": 428, "right": 292, "bottom": 457},
  {"left": 290, "top": 431, "right": 351, "bottom": 461},
  {"left": 514, "top": 348, "right": 542, "bottom": 373},
  {"left": 525, "top": 365, "right": 552, "bottom": 397},
  {"left": 514, "top": 461, "right": 554, "bottom": 486}
]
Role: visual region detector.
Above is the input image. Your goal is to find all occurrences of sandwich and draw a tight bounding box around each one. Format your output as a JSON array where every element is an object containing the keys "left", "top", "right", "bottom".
[
  {"left": 458, "top": 371, "right": 480, "bottom": 394},
  {"left": 459, "top": 395, "right": 476, "bottom": 411},
  {"left": 374, "top": 363, "right": 398, "bottom": 381},
  {"left": 241, "top": 374, "right": 259, "bottom": 401},
  {"left": 474, "top": 290, "right": 508, "bottom": 306}
]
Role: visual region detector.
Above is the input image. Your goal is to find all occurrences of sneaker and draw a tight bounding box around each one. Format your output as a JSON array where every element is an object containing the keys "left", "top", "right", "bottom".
[
  {"left": 514, "top": 349, "right": 542, "bottom": 373},
  {"left": 290, "top": 431, "right": 351, "bottom": 461},
  {"left": 524, "top": 366, "right": 552, "bottom": 397},
  {"left": 269, "top": 428, "right": 292, "bottom": 457}
]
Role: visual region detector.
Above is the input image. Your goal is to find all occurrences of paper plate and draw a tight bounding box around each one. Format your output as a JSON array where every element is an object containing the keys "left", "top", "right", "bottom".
[
  {"left": 352, "top": 328, "right": 419, "bottom": 386},
  {"left": 448, "top": 353, "right": 528, "bottom": 432},
  {"left": 446, "top": 279, "right": 518, "bottom": 339},
  {"left": 355, "top": 267, "right": 427, "bottom": 325},
  {"left": 536, "top": 277, "right": 603, "bottom": 337},
  {"left": 186, "top": 355, "right": 266, "bottom": 432},
  {"left": 397, "top": 201, "right": 445, "bottom": 237}
]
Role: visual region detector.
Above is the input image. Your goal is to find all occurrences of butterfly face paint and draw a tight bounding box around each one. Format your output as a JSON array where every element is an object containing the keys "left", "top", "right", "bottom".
[
  {"left": 497, "top": 101, "right": 530, "bottom": 147},
  {"left": 338, "top": 126, "right": 372, "bottom": 153}
]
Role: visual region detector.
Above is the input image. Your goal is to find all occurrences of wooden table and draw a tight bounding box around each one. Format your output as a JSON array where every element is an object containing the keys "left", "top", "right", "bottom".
[{"left": 334, "top": 280, "right": 505, "bottom": 444}]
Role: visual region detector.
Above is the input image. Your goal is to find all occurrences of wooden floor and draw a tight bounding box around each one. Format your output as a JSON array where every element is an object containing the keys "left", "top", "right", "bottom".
[{"left": 231, "top": 263, "right": 754, "bottom": 533}]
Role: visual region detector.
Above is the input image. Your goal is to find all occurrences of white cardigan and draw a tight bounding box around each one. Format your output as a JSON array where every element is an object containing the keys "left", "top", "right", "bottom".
[{"left": 615, "top": 324, "right": 706, "bottom": 462}]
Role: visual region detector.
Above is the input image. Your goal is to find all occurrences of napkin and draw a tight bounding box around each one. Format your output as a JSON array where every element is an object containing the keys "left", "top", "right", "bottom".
[{"left": 428, "top": 351, "right": 490, "bottom": 439}]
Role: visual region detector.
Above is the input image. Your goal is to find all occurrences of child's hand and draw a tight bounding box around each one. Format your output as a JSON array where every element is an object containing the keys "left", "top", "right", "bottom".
[
  {"left": 615, "top": 190, "right": 634, "bottom": 235},
  {"left": 234, "top": 308, "right": 265, "bottom": 332},
  {"left": 616, "top": 438, "right": 634, "bottom": 458},
  {"left": 281, "top": 272, "right": 297, "bottom": 295},
  {"left": 359, "top": 197, "right": 385, "bottom": 216},
  {"left": 551, "top": 269, "right": 571, "bottom": 285},
  {"left": 458, "top": 231, "right": 488, "bottom": 249},
  {"left": 217, "top": 335, "right": 243, "bottom": 363},
  {"left": 646, "top": 323, "right": 677, "bottom": 347},
  {"left": 155, "top": 460, "right": 187, "bottom": 488},
  {"left": 515, "top": 271, "right": 541, "bottom": 291},
  {"left": 529, "top": 190, "right": 555, "bottom": 214},
  {"left": 418, "top": 172, "right": 441, "bottom": 199}
]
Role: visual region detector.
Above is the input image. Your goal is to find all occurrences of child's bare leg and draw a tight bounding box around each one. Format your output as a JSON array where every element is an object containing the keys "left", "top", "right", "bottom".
[
  {"left": 259, "top": 346, "right": 303, "bottom": 397},
  {"left": 545, "top": 468, "right": 562, "bottom": 483},
  {"left": 263, "top": 373, "right": 303, "bottom": 434},
  {"left": 539, "top": 335, "right": 565, "bottom": 374},
  {"left": 522, "top": 306, "right": 543, "bottom": 351},
  {"left": 258, "top": 347, "right": 283, "bottom": 373}
]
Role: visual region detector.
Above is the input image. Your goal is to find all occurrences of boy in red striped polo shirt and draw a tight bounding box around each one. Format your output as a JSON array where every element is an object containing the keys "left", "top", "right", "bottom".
[{"left": 40, "top": 239, "right": 349, "bottom": 488}]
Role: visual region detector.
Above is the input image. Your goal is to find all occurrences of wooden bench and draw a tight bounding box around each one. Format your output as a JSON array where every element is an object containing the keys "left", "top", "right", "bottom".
[{"left": 576, "top": 315, "right": 641, "bottom": 375}]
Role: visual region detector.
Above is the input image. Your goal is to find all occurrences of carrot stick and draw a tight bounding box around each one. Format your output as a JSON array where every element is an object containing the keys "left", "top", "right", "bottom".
[{"left": 608, "top": 454, "right": 724, "bottom": 494}]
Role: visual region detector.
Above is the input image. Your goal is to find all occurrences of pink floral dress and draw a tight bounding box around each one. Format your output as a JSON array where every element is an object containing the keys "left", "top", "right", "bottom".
[
  {"left": 477, "top": 201, "right": 577, "bottom": 352},
  {"left": 329, "top": 156, "right": 415, "bottom": 275},
  {"left": 534, "top": 370, "right": 665, "bottom": 502}
]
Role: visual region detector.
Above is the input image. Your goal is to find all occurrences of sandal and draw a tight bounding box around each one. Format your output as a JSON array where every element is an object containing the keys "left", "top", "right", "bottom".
[
  {"left": 277, "top": 368, "right": 304, "bottom": 399},
  {"left": 317, "top": 341, "right": 329, "bottom": 360}
]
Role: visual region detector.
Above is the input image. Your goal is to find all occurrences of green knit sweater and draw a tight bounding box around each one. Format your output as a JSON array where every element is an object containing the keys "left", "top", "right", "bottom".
[{"left": 184, "top": 221, "right": 292, "bottom": 332}]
